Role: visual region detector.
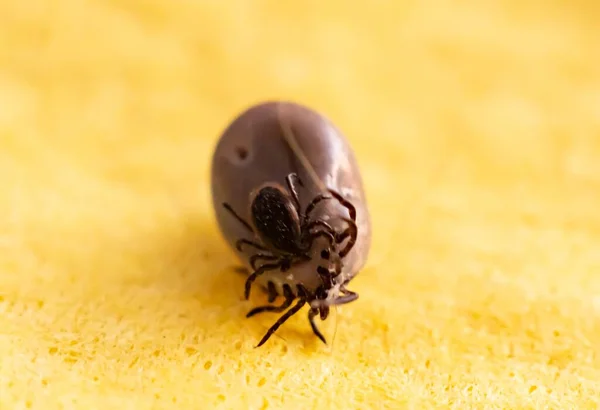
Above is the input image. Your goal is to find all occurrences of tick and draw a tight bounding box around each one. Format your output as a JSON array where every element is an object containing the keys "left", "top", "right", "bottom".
[{"left": 211, "top": 101, "right": 371, "bottom": 347}]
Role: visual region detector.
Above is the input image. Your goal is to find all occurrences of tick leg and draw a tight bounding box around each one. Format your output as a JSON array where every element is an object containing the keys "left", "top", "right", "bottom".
[
  {"left": 336, "top": 229, "right": 350, "bottom": 243},
  {"left": 303, "top": 219, "right": 336, "bottom": 249},
  {"left": 267, "top": 281, "right": 278, "bottom": 303},
  {"left": 245, "top": 262, "right": 282, "bottom": 300},
  {"left": 303, "top": 193, "right": 333, "bottom": 224},
  {"left": 328, "top": 189, "right": 356, "bottom": 222},
  {"left": 332, "top": 255, "right": 342, "bottom": 277},
  {"left": 285, "top": 173, "right": 303, "bottom": 213},
  {"left": 235, "top": 239, "right": 266, "bottom": 252},
  {"left": 308, "top": 308, "right": 327, "bottom": 344},
  {"left": 336, "top": 217, "right": 358, "bottom": 258},
  {"left": 223, "top": 203, "right": 254, "bottom": 233},
  {"left": 305, "top": 230, "right": 335, "bottom": 250},
  {"left": 333, "top": 285, "right": 359, "bottom": 305},
  {"left": 332, "top": 291, "right": 359, "bottom": 306},
  {"left": 255, "top": 298, "right": 307, "bottom": 348},
  {"left": 246, "top": 285, "right": 294, "bottom": 318},
  {"left": 319, "top": 305, "right": 330, "bottom": 321},
  {"left": 305, "top": 219, "right": 335, "bottom": 234},
  {"left": 257, "top": 280, "right": 278, "bottom": 302},
  {"left": 249, "top": 253, "right": 279, "bottom": 270}
]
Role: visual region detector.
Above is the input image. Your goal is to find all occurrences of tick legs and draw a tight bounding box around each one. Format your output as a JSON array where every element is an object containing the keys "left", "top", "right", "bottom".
[
  {"left": 246, "top": 285, "right": 294, "bottom": 318},
  {"left": 303, "top": 193, "right": 333, "bottom": 224},
  {"left": 328, "top": 189, "right": 356, "bottom": 222},
  {"left": 331, "top": 284, "right": 359, "bottom": 306},
  {"left": 249, "top": 253, "right": 279, "bottom": 270},
  {"left": 245, "top": 262, "right": 282, "bottom": 300},
  {"left": 266, "top": 281, "right": 278, "bottom": 303},
  {"left": 302, "top": 285, "right": 327, "bottom": 345},
  {"left": 303, "top": 219, "right": 336, "bottom": 248},
  {"left": 335, "top": 217, "right": 358, "bottom": 258},
  {"left": 332, "top": 291, "right": 359, "bottom": 305},
  {"left": 305, "top": 219, "right": 335, "bottom": 234},
  {"left": 303, "top": 189, "right": 356, "bottom": 225},
  {"left": 247, "top": 284, "right": 339, "bottom": 347},
  {"left": 223, "top": 203, "right": 268, "bottom": 254},
  {"left": 222, "top": 203, "right": 254, "bottom": 233},
  {"left": 235, "top": 239, "right": 266, "bottom": 253},
  {"left": 308, "top": 308, "right": 327, "bottom": 344},
  {"left": 255, "top": 297, "right": 307, "bottom": 348},
  {"left": 302, "top": 190, "right": 358, "bottom": 257}
]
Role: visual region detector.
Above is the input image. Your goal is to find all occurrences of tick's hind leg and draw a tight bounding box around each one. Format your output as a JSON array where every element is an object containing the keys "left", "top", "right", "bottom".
[{"left": 246, "top": 284, "right": 295, "bottom": 318}]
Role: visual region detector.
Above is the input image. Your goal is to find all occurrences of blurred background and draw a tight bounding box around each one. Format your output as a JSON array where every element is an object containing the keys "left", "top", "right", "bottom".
[
  {"left": 1, "top": 1, "right": 600, "bottom": 408},
  {"left": 3, "top": 1, "right": 599, "bottom": 184}
]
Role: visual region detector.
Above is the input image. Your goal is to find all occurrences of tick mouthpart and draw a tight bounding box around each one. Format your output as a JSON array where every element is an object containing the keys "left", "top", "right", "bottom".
[{"left": 309, "top": 281, "right": 342, "bottom": 310}]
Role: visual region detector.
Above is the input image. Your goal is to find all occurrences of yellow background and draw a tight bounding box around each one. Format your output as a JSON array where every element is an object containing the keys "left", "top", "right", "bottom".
[{"left": 1, "top": 1, "right": 600, "bottom": 408}]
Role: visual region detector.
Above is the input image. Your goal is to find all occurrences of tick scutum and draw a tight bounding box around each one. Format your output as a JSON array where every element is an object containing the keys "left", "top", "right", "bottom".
[{"left": 250, "top": 186, "right": 302, "bottom": 255}]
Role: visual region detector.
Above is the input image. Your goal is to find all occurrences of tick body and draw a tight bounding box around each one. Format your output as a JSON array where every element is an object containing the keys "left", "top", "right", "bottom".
[{"left": 210, "top": 101, "right": 371, "bottom": 347}]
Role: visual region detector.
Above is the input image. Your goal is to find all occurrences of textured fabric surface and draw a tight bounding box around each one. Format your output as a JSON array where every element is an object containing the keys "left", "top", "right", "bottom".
[{"left": 1, "top": 1, "right": 600, "bottom": 409}]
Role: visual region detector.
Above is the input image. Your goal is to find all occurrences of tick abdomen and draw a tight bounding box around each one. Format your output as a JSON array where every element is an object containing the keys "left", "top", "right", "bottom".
[{"left": 211, "top": 101, "right": 371, "bottom": 295}]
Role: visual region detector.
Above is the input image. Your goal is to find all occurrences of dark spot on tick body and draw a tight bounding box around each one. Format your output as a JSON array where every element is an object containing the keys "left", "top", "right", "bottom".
[{"left": 235, "top": 146, "right": 248, "bottom": 161}]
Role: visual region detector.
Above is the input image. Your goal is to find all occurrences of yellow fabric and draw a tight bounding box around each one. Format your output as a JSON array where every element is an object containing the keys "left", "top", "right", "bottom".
[{"left": 1, "top": 1, "right": 599, "bottom": 408}]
